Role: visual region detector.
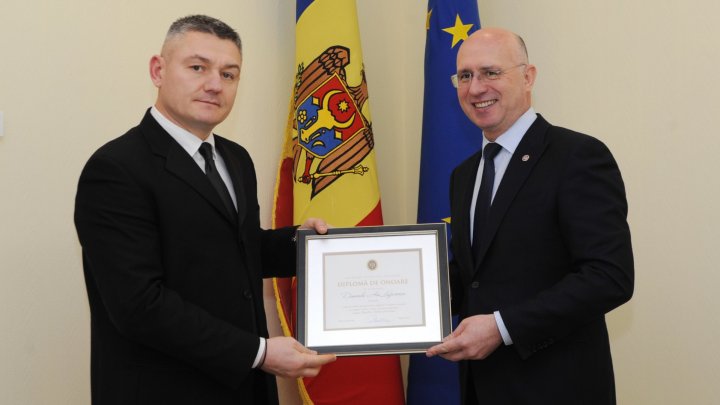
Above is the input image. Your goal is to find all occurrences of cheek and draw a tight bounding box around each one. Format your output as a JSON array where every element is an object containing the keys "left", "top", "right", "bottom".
[
  {"left": 223, "top": 86, "right": 239, "bottom": 104},
  {"left": 457, "top": 90, "right": 472, "bottom": 108},
  {"left": 458, "top": 99, "right": 473, "bottom": 116}
]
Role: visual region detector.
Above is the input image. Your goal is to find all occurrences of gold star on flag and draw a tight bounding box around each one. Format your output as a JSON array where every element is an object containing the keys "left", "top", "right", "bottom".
[{"left": 442, "top": 14, "right": 473, "bottom": 48}]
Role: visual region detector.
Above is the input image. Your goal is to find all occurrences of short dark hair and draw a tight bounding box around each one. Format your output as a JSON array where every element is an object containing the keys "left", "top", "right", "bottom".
[{"left": 166, "top": 15, "right": 242, "bottom": 54}]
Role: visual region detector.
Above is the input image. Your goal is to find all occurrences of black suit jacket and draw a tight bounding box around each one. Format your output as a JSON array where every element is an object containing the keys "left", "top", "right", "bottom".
[
  {"left": 449, "top": 115, "right": 634, "bottom": 404},
  {"left": 75, "top": 110, "right": 296, "bottom": 405}
]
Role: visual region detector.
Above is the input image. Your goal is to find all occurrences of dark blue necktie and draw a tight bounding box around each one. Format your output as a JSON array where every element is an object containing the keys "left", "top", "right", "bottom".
[
  {"left": 472, "top": 142, "right": 502, "bottom": 263},
  {"left": 199, "top": 142, "right": 237, "bottom": 219}
]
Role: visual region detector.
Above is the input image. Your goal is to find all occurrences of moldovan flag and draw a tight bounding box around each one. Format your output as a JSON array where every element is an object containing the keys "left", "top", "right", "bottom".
[
  {"left": 271, "top": 0, "right": 405, "bottom": 404},
  {"left": 407, "top": 1, "right": 482, "bottom": 405}
]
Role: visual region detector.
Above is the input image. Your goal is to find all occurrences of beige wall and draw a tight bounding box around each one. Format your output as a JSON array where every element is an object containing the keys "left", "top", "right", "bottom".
[{"left": 1, "top": 0, "right": 718, "bottom": 404}]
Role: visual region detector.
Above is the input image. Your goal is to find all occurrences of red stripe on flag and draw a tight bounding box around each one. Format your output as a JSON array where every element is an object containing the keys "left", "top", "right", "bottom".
[
  {"left": 274, "top": 157, "right": 295, "bottom": 228},
  {"left": 303, "top": 356, "right": 405, "bottom": 405},
  {"left": 357, "top": 200, "right": 383, "bottom": 226}
]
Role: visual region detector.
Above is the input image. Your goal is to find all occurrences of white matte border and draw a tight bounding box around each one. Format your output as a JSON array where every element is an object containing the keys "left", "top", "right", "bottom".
[{"left": 302, "top": 230, "right": 446, "bottom": 351}]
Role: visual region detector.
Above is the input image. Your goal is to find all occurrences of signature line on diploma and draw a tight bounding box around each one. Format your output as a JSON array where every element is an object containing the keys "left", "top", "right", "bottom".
[{"left": 341, "top": 290, "right": 406, "bottom": 299}]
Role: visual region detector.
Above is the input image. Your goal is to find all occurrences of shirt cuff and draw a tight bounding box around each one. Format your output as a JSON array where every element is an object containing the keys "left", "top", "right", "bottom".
[
  {"left": 493, "top": 311, "right": 513, "bottom": 346},
  {"left": 252, "top": 337, "right": 266, "bottom": 368}
]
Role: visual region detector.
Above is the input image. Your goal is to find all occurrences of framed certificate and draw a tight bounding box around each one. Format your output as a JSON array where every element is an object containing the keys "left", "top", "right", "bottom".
[{"left": 296, "top": 223, "right": 451, "bottom": 356}]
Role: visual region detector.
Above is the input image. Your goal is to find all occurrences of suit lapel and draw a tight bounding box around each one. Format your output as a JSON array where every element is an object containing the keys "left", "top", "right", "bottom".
[
  {"left": 215, "top": 137, "right": 259, "bottom": 297},
  {"left": 457, "top": 150, "right": 484, "bottom": 275},
  {"left": 474, "top": 115, "right": 551, "bottom": 273},
  {"left": 215, "top": 138, "right": 247, "bottom": 227},
  {"left": 140, "top": 111, "right": 237, "bottom": 225}
]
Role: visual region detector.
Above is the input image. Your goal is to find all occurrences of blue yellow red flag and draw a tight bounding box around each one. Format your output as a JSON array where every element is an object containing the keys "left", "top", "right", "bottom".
[
  {"left": 407, "top": 1, "right": 482, "bottom": 404},
  {"left": 272, "top": 1, "right": 404, "bottom": 404}
]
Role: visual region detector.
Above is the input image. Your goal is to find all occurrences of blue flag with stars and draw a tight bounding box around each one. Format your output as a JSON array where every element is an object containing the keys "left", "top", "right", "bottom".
[{"left": 408, "top": 1, "right": 482, "bottom": 404}]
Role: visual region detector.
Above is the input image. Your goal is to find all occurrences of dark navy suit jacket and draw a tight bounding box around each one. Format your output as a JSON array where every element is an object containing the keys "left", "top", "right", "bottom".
[{"left": 449, "top": 115, "right": 634, "bottom": 404}]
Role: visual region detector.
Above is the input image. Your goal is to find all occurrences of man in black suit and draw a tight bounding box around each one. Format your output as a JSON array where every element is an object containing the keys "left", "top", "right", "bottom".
[
  {"left": 426, "top": 28, "right": 634, "bottom": 404},
  {"left": 74, "top": 15, "right": 335, "bottom": 405}
]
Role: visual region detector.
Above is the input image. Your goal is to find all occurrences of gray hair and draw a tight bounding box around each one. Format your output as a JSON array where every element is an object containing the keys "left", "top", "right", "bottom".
[{"left": 166, "top": 15, "right": 242, "bottom": 54}]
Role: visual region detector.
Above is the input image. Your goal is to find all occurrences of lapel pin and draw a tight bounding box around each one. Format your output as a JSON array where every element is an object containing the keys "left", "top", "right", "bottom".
[{"left": 522, "top": 154, "right": 530, "bottom": 162}]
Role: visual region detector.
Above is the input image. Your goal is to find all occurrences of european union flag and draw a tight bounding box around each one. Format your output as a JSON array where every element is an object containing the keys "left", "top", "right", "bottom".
[{"left": 408, "top": 1, "right": 482, "bottom": 404}]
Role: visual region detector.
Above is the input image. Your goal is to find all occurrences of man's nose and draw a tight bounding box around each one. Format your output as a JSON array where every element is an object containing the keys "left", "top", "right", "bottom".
[
  {"left": 204, "top": 73, "right": 223, "bottom": 92},
  {"left": 467, "top": 76, "right": 489, "bottom": 94}
]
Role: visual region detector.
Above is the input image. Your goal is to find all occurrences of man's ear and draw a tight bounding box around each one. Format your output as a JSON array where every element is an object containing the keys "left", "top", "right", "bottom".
[
  {"left": 149, "top": 55, "right": 164, "bottom": 88},
  {"left": 524, "top": 64, "right": 537, "bottom": 89}
]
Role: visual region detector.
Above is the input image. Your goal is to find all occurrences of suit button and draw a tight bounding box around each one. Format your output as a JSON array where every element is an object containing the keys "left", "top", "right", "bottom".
[
  {"left": 471, "top": 281, "right": 480, "bottom": 289},
  {"left": 243, "top": 290, "right": 253, "bottom": 299}
]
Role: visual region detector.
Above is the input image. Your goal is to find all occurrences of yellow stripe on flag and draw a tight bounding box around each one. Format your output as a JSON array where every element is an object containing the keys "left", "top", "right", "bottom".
[{"left": 272, "top": 1, "right": 404, "bottom": 404}]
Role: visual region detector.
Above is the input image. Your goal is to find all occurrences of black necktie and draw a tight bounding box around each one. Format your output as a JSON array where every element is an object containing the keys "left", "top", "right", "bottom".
[
  {"left": 198, "top": 142, "right": 237, "bottom": 219},
  {"left": 472, "top": 142, "right": 502, "bottom": 263}
]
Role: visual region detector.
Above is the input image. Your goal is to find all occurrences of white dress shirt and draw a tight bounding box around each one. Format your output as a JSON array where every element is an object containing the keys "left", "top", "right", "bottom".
[
  {"left": 469, "top": 107, "right": 537, "bottom": 346},
  {"left": 150, "top": 107, "right": 237, "bottom": 209}
]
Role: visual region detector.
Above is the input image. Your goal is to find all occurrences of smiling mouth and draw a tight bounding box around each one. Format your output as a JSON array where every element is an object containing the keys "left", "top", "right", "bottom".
[{"left": 473, "top": 100, "right": 496, "bottom": 108}]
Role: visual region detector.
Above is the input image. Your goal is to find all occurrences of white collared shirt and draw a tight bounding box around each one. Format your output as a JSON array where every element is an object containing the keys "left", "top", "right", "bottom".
[
  {"left": 150, "top": 106, "right": 237, "bottom": 209},
  {"left": 469, "top": 107, "right": 537, "bottom": 243},
  {"left": 469, "top": 107, "right": 538, "bottom": 347}
]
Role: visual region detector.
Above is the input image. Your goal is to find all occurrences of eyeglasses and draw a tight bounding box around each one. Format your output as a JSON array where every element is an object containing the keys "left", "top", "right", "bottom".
[{"left": 450, "top": 64, "right": 527, "bottom": 88}]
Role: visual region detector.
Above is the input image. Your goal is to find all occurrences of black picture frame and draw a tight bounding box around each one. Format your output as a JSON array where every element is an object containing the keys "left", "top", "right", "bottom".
[{"left": 296, "top": 223, "right": 451, "bottom": 356}]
